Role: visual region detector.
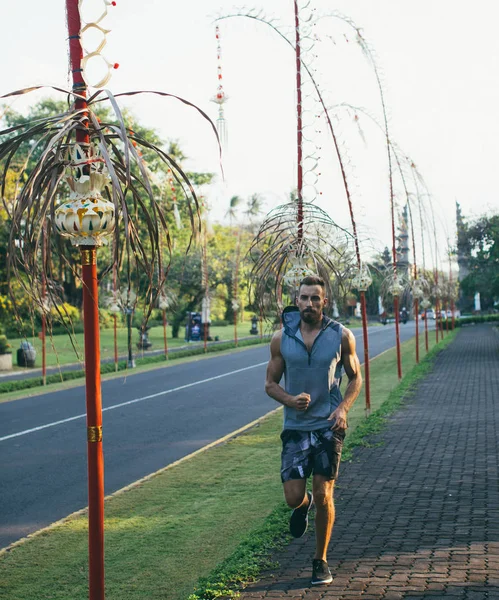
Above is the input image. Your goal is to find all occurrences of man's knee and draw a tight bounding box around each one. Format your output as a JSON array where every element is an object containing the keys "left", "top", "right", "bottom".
[
  {"left": 312, "top": 479, "right": 334, "bottom": 510},
  {"left": 283, "top": 482, "right": 307, "bottom": 508}
]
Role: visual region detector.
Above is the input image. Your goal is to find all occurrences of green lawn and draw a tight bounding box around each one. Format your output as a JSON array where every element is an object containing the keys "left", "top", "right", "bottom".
[
  {"left": 8, "top": 322, "right": 273, "bottom": 369},
  {"left": 0, "top": 330, "right": 456, "bottom": 600},
  {"left": 9, "top": 318, "right": 375, "bottom": 370}
]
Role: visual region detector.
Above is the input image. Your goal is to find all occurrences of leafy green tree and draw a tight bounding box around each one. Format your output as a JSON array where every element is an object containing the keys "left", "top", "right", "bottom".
[
  {"left": 0, "top": 98, "right": 214, "bottom": 330},
  {"left": 460, "top": 214, "right": 499, "bottom": 311}
]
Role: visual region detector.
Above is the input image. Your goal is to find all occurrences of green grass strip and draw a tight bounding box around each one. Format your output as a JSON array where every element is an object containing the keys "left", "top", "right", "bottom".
[{"left": 0, "top": 330, "right": 457, "bottom": 600}]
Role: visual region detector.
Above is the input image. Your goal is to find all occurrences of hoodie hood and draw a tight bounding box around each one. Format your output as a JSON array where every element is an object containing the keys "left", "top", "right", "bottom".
[{"left": 281, "top": 306, "right": 337, "bottom": 337}]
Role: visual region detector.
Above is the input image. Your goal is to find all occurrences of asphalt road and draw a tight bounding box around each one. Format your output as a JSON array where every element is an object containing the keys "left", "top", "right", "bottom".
[{"left": 0, "top": 321, "right": 434, "bottom": 549}]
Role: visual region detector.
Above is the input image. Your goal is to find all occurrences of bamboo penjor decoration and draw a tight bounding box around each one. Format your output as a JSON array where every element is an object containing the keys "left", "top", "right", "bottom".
[
  {"left": 218, "top": 2, "right": 374, "bottom": 409},
  {"left": 1, "top": 2, "right": 218, "bottom": 598}
]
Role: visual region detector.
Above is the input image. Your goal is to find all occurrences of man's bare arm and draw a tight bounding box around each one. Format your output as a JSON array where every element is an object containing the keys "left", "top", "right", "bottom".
[
  {"left": 328, "top": 327, "right": 363, "bottom": 430},
  {"left": 265, "top": 330, "right": 311, "bottom": 411}
]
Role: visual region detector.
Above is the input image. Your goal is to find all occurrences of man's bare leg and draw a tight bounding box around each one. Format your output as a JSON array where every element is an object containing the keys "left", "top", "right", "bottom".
[
  {"left": 283, "top": 479, "right": 308, "bottom": 509},
  {"left": 312, "top": 475, "right": 335, "bottom": 561}
]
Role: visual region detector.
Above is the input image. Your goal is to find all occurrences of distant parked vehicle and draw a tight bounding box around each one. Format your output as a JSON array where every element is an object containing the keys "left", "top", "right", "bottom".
[{"left": 421, "top": 309, "right": 436, "bottom": 320}]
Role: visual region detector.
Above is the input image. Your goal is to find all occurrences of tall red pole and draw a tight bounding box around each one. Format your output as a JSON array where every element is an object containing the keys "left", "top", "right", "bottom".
[
  {"left": 41, "top": 224, "right": 47, "bottom": 385},
  {"left": 233, "top": 232, "right": 241, "bottom": 347},
  {"left": 434, "top": 270, "right": 440, "bottom": 344},
  {"left": 393, "top": 295, "right": 402, "bottom": 379},
  {"left": 435, "top": 296, "right": 439, "bottom": 343},
  {"left": 294, "top": 0, "right": 303, "bottom": 242},
  {"left": 415, "top": 298, "right": 419, "bottom": 364},
  {"left": 163, "top": 309, "right": 169, "bottom": 359},
  {"left": 41, "top": 284, "right": 47, "bottom": 385},
  {"left": 67, "top": 2, "right": 105, "bottom": 598},
  {"left": 424, "top": 308, "right": 429, "bottom": 352},
  {"left": 360, "top": 292, "right": 371, "bottom": 412},
  {"left": 113, "top": 315, "right": 118, "bottom": 371},
  {"left": 449, "top": 259, "right": 455, "bottom": 330},
  {"left": 81, "top": 248, "right": 105, "bottom": 600},
  {"left": 113, "top": 268, "right": 118, "bottom": 372},
  {"left": 388, "top": 172, "right": 402, "bottom": 378}
]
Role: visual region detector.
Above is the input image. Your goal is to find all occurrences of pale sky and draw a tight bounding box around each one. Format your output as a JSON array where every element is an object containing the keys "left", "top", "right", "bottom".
[{"left": 1, "top": 0, "right": 498, "bottom": 269}]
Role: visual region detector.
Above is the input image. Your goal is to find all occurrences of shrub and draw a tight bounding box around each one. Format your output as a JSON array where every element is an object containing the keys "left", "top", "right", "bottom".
[
  {"left": 99, "top": 308, "right": 121, "bottom": 329},
  {"left": 0, "top": 335, "right": 11, "bottom": 354},
  {"left": 50, "top": 302, "right": 80, "bottom": 323},
  {"left": 211, "top": 319, "right": 229, "bottom": 327}
]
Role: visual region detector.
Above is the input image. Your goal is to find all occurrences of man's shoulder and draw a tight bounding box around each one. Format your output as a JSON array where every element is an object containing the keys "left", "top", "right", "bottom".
[
  {"left": 340, "top": 326, "right": 356, "bottom": 351},
  {"left": 270, "top": 328, "right": 283, "bottom": 348},
  {"left": 271, "top": 328, "right": 283, "bottom": 342}
]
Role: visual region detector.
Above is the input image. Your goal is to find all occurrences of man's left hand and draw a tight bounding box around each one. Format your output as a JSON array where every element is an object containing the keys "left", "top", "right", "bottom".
[{"left": 327, "top": 405, "right": 348, "bottom": 431}]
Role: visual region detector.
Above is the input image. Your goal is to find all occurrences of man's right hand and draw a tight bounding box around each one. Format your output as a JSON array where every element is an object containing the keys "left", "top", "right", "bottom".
[{"left": 288, "top": 392, "right": 311, "bottom": 411}]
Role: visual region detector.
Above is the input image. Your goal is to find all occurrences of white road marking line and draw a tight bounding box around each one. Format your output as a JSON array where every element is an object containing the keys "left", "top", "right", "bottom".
[
  {"left": 1, "top": 325, "right": 421, "bottom": 443},
  {"left": 0, "top": 362, "right": 268, "bottom": 442}
]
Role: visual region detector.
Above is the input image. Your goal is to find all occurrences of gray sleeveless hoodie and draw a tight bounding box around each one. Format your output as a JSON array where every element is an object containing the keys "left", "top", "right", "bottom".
[{"left": 281, "top": 308, "right": 343, "bottom": 431}]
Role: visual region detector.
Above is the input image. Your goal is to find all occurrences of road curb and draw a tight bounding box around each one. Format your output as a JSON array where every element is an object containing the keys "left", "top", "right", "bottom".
[
  {"left": 0, "top": 405, "right": 283, "bottom": 555},
  {"left": 0, "top": 337, "right": 428, "bottom": 554}
]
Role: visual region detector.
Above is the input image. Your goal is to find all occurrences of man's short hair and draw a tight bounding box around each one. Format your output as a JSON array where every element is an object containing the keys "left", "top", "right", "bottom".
[{"left": 299, "top": 275, "right": 325, "bottom": 289}]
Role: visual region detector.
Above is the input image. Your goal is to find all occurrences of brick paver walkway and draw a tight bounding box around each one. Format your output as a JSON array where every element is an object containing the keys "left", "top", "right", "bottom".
[{"left": 240, "top": 324, "right": 499, "bottom": 599}]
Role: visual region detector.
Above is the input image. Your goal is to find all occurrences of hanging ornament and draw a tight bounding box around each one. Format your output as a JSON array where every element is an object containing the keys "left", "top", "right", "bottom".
[
  {"left": 283, "top": 258, "right": 315, "bottom": 291},
  {"left": 231, "top": 299, "right": 240, "bottom": 311},
  {"left": 37, "top": 296, "right": 52, "bottom": 316},
  {"left": 106, "top": 291, "right": 121, "bottom": 315},
  {"left": 79, "top": 0, "right": 118, "bottom": 88},
  {"left": 120, "top": 288, "right": 137, "bottom": 309},
  {"left": 351, "top": 263, "right": 372, "bottom": 292},
  {"left": 211, "top": 25, "right": 229, "bottom": 149},
  {"left": 448, "top": 282, "right": 458, "bottom": 301},
  {"left": 55, "top": 146, "right": 115, "bottom": 246},
  {"left": 387, "top": 274, "right": 404, "bottom": 297},
  {"left": 420, "top": 298, "right": 431, "bottom": 310},
  {"left": 158, "top": 294, "right": 169, "bottom": 311},
  {"left": 411, "top": 280, "right": 425, "bottom": 301},
  {"left": 158, "top": 290, "right": 177, "bottom": 311}
]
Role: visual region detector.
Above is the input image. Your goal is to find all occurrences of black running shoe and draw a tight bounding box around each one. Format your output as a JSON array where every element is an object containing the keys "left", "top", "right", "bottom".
[
  {"left": 311, "top": 559, "right": 332, "bottom": 585},
  {"left": 289, "top": 491, "right": 313, "bottom": 538}
]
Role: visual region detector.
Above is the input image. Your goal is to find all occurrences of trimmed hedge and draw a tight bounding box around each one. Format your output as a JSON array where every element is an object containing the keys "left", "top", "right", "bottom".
[
  {"left": 454, "top": 314, "right": 499, "bottom": 327},
  {"left": 0, "top": 336, "right": 271, "bottom": 395}
]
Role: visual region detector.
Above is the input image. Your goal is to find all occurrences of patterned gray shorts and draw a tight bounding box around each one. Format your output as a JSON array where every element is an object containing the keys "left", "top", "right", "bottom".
[{"left": 280, "top": 427, "right": 345, "bottom": 483}]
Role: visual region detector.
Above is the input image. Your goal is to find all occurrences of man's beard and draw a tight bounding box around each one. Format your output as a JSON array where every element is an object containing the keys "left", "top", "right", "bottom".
[{"left": 301, "top": 309, "right": 320, "bottom": 324}]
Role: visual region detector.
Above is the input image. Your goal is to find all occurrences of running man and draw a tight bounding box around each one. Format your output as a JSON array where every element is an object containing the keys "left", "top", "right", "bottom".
[{"left": 265, "top": 275, "right": 362, "bottom": 585}]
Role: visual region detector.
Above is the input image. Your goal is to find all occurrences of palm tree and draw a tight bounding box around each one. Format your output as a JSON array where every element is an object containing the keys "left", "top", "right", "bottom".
[{"left": 225, "top": 195, "right": 242, "bottom": 225}]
